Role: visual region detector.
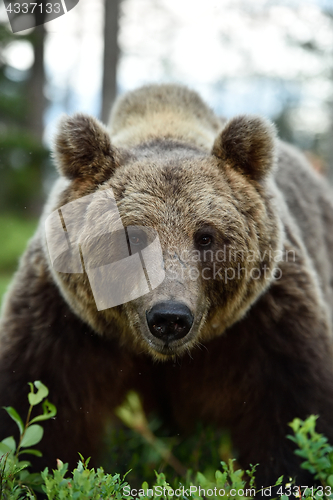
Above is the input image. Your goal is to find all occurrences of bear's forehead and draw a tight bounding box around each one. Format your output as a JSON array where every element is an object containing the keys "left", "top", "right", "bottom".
[
  {"left": 108, "top": 153, "right": 228, "bottom": 204},
  {"left": 100, "top": 155, "right": 247, "bottom": 236}
]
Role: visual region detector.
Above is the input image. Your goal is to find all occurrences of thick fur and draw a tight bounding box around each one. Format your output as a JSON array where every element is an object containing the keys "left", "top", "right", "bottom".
[
  {"left": 1, "top": 84, "right": 333, "bottom": 489},
  {"left": 212, "top": 115, "right": 277, "bottom": 180}
]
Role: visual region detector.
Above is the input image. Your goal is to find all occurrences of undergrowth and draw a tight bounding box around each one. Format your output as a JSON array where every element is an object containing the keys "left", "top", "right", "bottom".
[{"left": 0, "top": 382, "right": 333, "bottom": 499}]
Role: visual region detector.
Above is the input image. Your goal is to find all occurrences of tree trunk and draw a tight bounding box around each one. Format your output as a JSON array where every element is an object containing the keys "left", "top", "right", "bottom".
[
  {"left": 101, "top": 0, "right": 120, "bottom": 124},
  {"left": 28, "top": 21, "right": 46, "bottom": 142}
]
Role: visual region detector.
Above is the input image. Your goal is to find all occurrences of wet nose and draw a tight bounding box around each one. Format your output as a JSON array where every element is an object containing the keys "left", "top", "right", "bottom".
[{"left": 146, "top": 301, "right": 194, "bottom": 342}]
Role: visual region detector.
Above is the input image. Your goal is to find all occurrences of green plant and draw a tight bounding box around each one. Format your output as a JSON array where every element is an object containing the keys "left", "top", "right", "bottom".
[
  {"left": 41, "top": 456, "right": 132, "bottom": 500},
  {"left": 2, "top": 382, "right": 333, "bottom": 499},
  {"left": 288, "top": 415, "right": 333, "bottom": 498},
  {"left": 0, "top": 381, "right": 56, "bottom": 499}
]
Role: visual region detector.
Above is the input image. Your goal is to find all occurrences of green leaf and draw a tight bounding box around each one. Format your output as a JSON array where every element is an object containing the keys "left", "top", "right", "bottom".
[
  {"left": 1, "top": 436, "right": 16, "bottom": 452},
  {"left": 28, "top": 381, "right": 49, "bottom": 406},
  {"left": 0, "top": 441, "right": 13, "bottom": 456},
  {"left": 2, "top": 406, "right": 24, "bottom": 435},
  {"left": 15, "top": 460, "right": 31, "bottom": 471},
  {"left": 19, "top": 469, "right": 30, "bottom": 481},
  {"left": 275, "top": 475, "right": 284, "bottom": 486},
  {"left": 21, "top": 471, "right": 44, "bottom": 486},
  {"left": 327, "top": 475, "right": 333, "bottom": 487},
  {"left": 20, "top": 424, "right": 44, "bottom": 448},
  {"left": 30, "top": 400, "right": 57, "bottom": 424},
  {"left": 18, "top": 448, "right": 42, "bottom": 457},
  {"left": 289, "top": 418, "right": 301, "bottom": 432}
]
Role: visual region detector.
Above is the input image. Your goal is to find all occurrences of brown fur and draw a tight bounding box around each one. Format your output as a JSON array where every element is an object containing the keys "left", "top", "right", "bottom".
[
  {"left": 212, "top": 115, "right": 277, "bottom": 180},
  {"left": 1, "top": 84, "right": 333, "bottom": 489}
]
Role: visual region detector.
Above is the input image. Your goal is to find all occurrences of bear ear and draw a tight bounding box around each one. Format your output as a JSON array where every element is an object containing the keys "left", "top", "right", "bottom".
[
  {"left": 212, "top": 115, "right": 277, "bottom": 181},
  {"left": 53, "top": 113, "right": 122, "bottom": 182}
]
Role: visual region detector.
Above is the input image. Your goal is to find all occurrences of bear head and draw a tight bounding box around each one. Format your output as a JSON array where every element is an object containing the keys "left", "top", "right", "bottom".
[{"left": 44, "top": 107, "right": 282, "bottom": 360}]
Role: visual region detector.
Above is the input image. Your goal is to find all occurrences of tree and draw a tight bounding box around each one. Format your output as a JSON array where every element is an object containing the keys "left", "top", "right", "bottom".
[
  {"left": 101, "top": 0, "right": 120, "bottom": 124},
  {"left": 28, "top": 21, "right": 47, "bottom": 141},
  {"left": 0, "top": 19, "right": 48, "bottom": 214}
]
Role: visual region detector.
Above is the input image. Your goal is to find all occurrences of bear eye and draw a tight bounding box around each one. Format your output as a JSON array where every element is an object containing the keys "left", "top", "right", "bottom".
[
  {"left": 196, "top": 234, "right": 213, "bottom": 248},
  {"left": 129, "top": 234, "right": 143, "bottom": 246},
  {"left": 126, "top": 228, "right": 148, "bottom": 249}
]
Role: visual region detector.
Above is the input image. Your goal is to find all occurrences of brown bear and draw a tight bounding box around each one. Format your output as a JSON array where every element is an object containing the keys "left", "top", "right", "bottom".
[{"left": 1, "top": 84, "right": 333, "bottom": 489}]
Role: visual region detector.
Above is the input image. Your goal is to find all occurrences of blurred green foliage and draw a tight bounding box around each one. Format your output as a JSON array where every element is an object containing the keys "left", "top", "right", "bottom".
[
  {"left": 0, "top": 134, "right": 48, "bottom": 214},
  {"left": 0, "top": 214, "right": 37, "bottom": 302},
  {"left": 101, "top": 392, "right": 234, "bottom": 488},
  {"left": 102, "top": 423, "right": 233, "bottom": 489},
  {"left": 0, "top": 20, "right": 46, "bottom": 302},
  {"left": 0, "top": 22, "right": 49, "bottom": 216}
]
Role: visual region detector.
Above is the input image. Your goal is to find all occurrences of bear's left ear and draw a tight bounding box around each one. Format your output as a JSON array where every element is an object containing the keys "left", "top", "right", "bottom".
[
  {"left": 212, "top": 116, "right": 276, "bottom": 181},
  {"left": 53, "top": 113, "right": 123, "bottom": 182}
]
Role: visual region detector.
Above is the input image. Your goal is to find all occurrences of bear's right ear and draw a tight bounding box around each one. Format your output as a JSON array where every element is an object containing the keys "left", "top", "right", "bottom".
[
  {"left": 212, "top": 115, "right": 276, "bottom": 181},
  {"left": 53, "top": 114, "right": 122, "bottom": 182}
]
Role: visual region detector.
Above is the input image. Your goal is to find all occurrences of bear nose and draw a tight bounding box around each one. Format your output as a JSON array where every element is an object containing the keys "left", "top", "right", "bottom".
[{"left": 146, "top": 302, "right": 194, "bottom": 342}]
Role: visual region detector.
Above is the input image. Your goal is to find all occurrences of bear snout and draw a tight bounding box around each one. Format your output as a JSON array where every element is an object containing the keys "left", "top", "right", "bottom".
[{"left": 146, "top": 301, "right": 194, "bottom": 343}]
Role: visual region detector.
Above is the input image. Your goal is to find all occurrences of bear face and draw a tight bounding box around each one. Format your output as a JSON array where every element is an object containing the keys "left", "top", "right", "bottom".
[{"left": 45, "top": 106, "right": 282, "bottom": 360}]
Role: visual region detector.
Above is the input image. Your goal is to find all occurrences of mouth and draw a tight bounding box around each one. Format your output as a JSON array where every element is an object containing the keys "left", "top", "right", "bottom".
[{"left": 144, "top": 333, "right": 194, "bottom": 359}]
